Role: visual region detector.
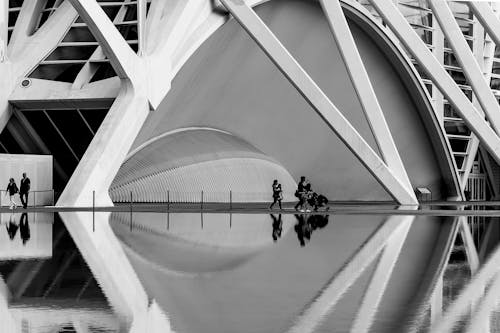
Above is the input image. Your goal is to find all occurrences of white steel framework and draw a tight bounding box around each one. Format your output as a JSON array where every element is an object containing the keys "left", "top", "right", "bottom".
[{"left": 2, "top": 0, "right": 500, "bottom": 332}]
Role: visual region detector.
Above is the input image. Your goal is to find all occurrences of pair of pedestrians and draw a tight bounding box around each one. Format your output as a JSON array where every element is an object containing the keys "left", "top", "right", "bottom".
[{"left": 5, "top": 173, "right": 30, "bottom": 209}]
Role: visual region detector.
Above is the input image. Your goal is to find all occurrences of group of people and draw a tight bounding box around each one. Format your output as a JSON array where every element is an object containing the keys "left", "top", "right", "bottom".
[
  {"left": 269, "top": 176, "right": 329, "bottom": 212},
  {"left": 5, "top": 173, "right": 31, "bottom": 209}
]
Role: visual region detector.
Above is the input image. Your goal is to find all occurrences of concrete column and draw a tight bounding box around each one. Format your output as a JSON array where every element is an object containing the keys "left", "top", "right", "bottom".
[
  {"left": 59, "top": 211, "right": 173, "bottom": 332},
  {"left": 57, "top": 82, "right": 149, "bottom": 206}
]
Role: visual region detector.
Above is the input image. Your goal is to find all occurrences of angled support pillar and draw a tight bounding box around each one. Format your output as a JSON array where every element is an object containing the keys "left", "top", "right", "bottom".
[
  {"left": 461, "top": 136, "right": 480, "bottom": 190},
  {"left": 319, "top": 0, "right": 412, "bottom": 191},
  {"left": 350, "top": 215, "right": 414, "bottom": 333},
  {"left": 220, "top": 0, "right": 417, "bottom": 204},
  {"left": 72, "top": 47, "right": 106, "bottom": 89},
  {"left": 429, "top": 0, "right": 500, "bottom": 134},
  {"left": 57, "top": 83, "right": 148, "bottom": 206},
  {"left": 479, "top": 147, "right": 499, "bottom": 199},
  {"left": 286, "top": 215, "right": 414, "bottom": 333},
  {"left": 369, "top": 0, "right": 500, "bottom": 165}
]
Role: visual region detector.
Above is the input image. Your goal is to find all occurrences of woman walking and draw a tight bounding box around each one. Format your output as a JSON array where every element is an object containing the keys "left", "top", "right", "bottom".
[
  {"left": 269, "top": 180, "right": 283, "bottom": 210},
  {"left": 5, "top": 178, "right": 19, "bottom": 210}
]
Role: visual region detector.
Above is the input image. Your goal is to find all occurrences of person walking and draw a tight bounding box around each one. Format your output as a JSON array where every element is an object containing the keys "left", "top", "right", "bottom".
[
  {"left": 269, "top": 180, "right": 283, "bottom": 210},
  {"left": 294, "top": 176, "right": 307, "bottom": 212},
  {"left": 5, "top": 178, "right": 18, "bottom": 210},
  {"left": 19, "top": 172, "right": 30, "bottom": 209}
]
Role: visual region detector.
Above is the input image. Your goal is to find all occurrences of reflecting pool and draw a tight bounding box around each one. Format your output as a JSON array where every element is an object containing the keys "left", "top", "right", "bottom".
[{"left": 1, "top": 211, "right": 499, "bottom": 332}]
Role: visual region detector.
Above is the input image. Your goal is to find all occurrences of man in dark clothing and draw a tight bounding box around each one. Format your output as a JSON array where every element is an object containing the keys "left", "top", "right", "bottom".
[
  {"left": 19, "top": 172, "right": 30, "bottom": 209},
  {"left": 294, "top": 176, "right": 307, "bottom": 211}
]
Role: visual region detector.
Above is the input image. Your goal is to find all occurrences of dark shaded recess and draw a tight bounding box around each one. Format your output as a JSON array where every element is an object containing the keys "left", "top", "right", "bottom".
[
  {"left": 45, "top": 109, "right": 95, "bottom": 157},
  {"left": 37, "top": 11, "right": 51, "bottom": 29},
  {"left": 0, "top": 115, "right": 65, "bottom": 191},
  {"left": 79, "top": 109, "right": 108, "bottom": 132},
  {"left": 448, "top": 231, "right": 467, "bottom": 262},
  {"left": 0, "top": 129, "right": 23, "bottom": 153},
  {"left": 102, "top": 6, "right": 121, "bottom": 20},
  {"left": 8, "top": 11, "right": 19, "bottom": 26},
  {"left": 62, "top": 27, "right": 97, "bottom": 43},
  {"left": 29, "top": 63, "right": 86, "bottom": 83},
  {"left": 0, "top": 215, "right": 107, "bottom": 301},
  {"left": 45, "top": 46, "right": 98, "bottom": 61},
  {"left": 449, "top": 139, "right": 468, "bottom": 153},
  {"left": 9, "top": 0, "right": 24, "bottom": 7},
  {"left": 90, "top": 62, "right": 116, "bottom": 82},
  {"left": 8, "top": 0, "right": 24, "bottom": 43},
  {"left": 22, "top": 111, "right": 79, "bottom": 176}
]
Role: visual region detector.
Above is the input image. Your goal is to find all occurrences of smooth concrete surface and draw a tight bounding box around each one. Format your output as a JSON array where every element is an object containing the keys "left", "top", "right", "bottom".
[{"left": 132, "top": 0, "right": 448, "bottom": 202}]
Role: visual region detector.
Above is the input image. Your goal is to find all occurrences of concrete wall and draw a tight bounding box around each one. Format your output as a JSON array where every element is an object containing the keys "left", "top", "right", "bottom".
[
  {"left": 0, "top": 154, "right": 53, "bottom": 206},
  {"left": 130, "top": 0, "right": 449, "bottom": 201}
]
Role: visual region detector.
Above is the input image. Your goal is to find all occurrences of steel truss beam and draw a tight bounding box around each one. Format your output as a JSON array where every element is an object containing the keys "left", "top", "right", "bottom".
[
  {"left": 429, "top": 0, "right": 500, "bottom": 134},
  {"left": 220, "top": 0, "right": 417, "bottom": 204},
  {"left": 319, "top": 0, "right": 412, "bottom": 191},
  {"left": 369, "top": 0, "right": 500, "bottom": 165}
]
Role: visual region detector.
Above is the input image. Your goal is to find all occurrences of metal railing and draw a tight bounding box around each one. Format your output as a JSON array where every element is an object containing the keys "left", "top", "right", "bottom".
[{"left": 0, "top": 189, "right": 55, "bottom": 207}]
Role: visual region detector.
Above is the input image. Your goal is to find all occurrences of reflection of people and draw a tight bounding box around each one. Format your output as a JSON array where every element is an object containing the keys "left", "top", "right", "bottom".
[
  {"left": 19, "top": 173, "right": 30, "bottom": 209},
  {"left": 294, "top": 214, "right": 330, "bottom": 247},
  {"left": 294, "top": 214, "right": 311, "bottom": 247},
  {"left": 5, "top": 178, "right": 18, "bottom": 210},
  {"left": 6, "top": 214, "right": 18, "bottom": 240},
  {"left": 270, "top": 214, "right": 283, "bottom": 242},
  {"left": 19, "top": 213, "right": 30, "bottom": 245}
]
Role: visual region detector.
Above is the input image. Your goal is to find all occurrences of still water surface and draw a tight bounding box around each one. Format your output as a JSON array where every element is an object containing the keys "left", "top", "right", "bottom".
[{"left": 0, "top": 211, "right": 497, "bottom": 332}]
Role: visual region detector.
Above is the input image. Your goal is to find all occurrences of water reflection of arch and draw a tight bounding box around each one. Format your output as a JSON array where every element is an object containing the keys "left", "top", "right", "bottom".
[{"left": 110, "top": 212, "right": 296, "bottom": 275}]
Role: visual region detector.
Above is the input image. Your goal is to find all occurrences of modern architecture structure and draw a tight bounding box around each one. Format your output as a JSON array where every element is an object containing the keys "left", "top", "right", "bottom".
[{"left": 3, "top": 0, "right": 500, "bottom": 332}]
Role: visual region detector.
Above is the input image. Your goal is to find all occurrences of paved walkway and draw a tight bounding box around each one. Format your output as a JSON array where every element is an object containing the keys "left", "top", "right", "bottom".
[{"left": 1, "top": 201, "right": 500, "bottom": 216}]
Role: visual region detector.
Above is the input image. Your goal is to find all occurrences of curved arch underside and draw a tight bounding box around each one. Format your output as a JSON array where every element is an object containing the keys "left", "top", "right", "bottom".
[{"left": 124, "top": 0, "right": 455, "bottom": 202}]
